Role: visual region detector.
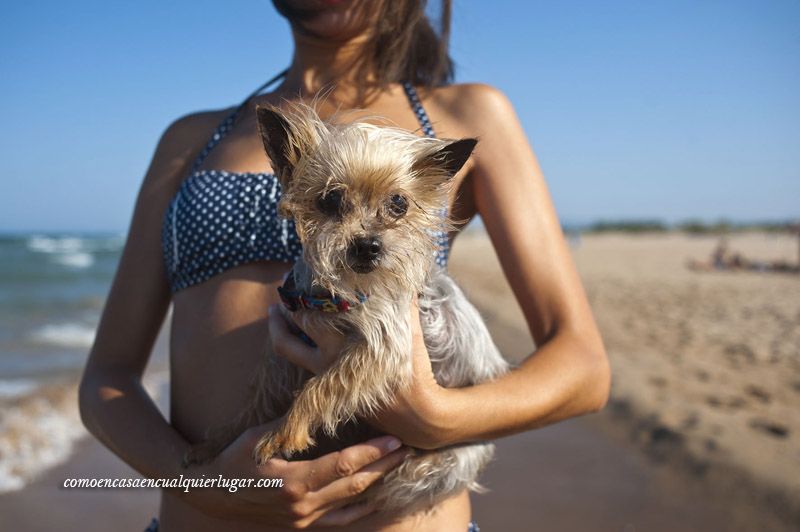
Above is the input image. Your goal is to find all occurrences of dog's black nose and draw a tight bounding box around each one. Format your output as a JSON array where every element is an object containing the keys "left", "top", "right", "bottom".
[{"left": 352, "top": 237, "right": 382, "bottom": 262}]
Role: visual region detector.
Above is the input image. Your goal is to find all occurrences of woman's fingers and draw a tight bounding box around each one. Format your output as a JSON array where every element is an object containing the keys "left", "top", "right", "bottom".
[
  {"left": 311, "top": 444, "right": 410, "bottom": 508},
  {"left": 267, "top": 304, "right": 321, "bottom": 373},
  {"left": 249, "top": 434, "right": 403, "bottom": 497},
  {"left": 302, "top": 435, "right": 403, "bottom": 492},
  {"left": 267, "top": 304, "right": 347, "bottom": 373},
  {"left": 246, "top": 434, "right": 406, "bottom": 527}
]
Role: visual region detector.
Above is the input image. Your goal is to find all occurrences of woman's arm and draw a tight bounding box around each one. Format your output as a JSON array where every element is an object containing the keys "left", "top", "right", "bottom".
[
  {"left": 415, "top": 84, "right": 611, "bottom": 446},
  {"left": 78, "top": 113, "right": 409, "bottom": 528},
  {"left": 79, "top": 112, "right": 213, "bottom": 480},
  {"left": 270, "top": 84, "right": 610, "bottom": 449}
]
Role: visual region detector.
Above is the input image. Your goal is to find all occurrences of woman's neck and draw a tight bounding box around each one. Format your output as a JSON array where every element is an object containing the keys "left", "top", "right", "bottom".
[{"left": 279, "top": 30, "right": 382, "bottom": 104}]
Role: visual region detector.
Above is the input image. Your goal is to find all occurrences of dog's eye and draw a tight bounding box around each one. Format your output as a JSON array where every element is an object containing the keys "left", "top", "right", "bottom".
[
  {"left": 317, "top": 189, "right": 347, "bottom": 217},
  {"left": 387, "top": 194, "right": 408, "bottom": 217}
]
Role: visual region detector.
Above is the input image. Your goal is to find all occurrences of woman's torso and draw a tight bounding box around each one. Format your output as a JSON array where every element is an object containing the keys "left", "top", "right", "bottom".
[{"left": 161, "top": 79, "right": 481, "bottom": 531}]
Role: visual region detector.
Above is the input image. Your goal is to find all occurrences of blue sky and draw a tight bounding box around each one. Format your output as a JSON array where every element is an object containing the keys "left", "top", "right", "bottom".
[{"left": 1, "top": 0, "right": 798, "bottom": 232}]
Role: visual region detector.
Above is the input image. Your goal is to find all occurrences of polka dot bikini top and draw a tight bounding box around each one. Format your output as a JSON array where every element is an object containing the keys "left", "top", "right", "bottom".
[{"left": 161, "top": 71, "right": 450, "bottom": 293}]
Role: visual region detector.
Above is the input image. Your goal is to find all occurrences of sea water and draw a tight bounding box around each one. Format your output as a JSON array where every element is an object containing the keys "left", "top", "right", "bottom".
[{"left": 0, "top": 233, "right": 166, "bottom": 492}]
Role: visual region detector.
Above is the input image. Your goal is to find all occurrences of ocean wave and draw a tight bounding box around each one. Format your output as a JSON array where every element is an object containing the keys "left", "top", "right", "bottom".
[
  {"left": 52, "top": 252, "right": 94, "bottom": 269},
  {"left": 26, "top": 235, "right": 124, "bottom": 254},
  {"left": 27, "top": 236, "right": 84, "bottom": 254},
  {"left": 26, "top": 236, "right": 97, "bottom": 271},
  {"left": 0, "top": 371, "right": 167, "bottom": 493},
  {"left": 29, "top": 323, "right": 96, "bottom": 349},
  {"left": 0, "top": 381, "right": 84, "bottom": 492}
]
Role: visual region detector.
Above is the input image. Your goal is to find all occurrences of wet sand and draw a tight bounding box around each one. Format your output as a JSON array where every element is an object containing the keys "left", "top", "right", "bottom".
[{"left": 1, "top": 229, "right": 797, "bottom": 531}]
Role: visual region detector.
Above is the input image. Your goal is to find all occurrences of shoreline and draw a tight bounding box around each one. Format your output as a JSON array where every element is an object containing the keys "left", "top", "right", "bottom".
[{"left": 0, "top": 377, "right": 169, "bottom": 531}]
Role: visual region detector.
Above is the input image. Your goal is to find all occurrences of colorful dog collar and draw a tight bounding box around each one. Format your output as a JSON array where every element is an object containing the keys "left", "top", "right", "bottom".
[{"left": 277, "top": 273, "right": 368, "bottom": 313}]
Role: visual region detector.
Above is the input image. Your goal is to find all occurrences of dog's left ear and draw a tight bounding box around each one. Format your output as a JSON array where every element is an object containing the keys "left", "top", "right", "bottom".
[
  {"left": 413, "top": 138, "right": 478, "bottom": 182},
  {"left": 256, "top": 105, "right": 296, "bottom": 186}
]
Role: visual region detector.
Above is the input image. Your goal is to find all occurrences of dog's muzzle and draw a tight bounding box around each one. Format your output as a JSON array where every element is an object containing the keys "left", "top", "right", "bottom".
[{"left": 349, "top": 236, "right": 382, "bottom": 273}]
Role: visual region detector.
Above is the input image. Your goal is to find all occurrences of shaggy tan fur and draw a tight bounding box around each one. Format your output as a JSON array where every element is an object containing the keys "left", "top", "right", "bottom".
[{"left": 184, "top": 101, "right": 510, "bottom": 515}]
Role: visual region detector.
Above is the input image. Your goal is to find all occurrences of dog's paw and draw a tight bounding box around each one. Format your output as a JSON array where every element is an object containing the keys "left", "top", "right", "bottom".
[
  {"left": 253, "top": 431, "right": 285, "bottom": 464},
  {"left": 253, "top": 429, "right": 316, "bottom": 463}
]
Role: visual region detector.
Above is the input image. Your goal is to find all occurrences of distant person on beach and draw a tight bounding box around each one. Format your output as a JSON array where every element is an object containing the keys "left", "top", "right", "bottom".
[
  {"left": 687, "top": 237, "right": 746, "bottom": 271},
  {"left": 78, "top": 1, "right": 610, "bottom": 530},
  {"left": 687, "top": 235, "right": 799, "bottom": 273}
]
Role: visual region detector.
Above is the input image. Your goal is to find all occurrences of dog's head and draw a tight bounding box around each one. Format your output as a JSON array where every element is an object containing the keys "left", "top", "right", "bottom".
[{"left": 256, "top": 102, "right": 476, "bottom": 299}]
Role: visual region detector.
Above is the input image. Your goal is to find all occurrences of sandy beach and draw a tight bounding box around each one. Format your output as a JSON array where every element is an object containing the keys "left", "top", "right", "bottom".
[
  {"left": 457, "top": 229, "right": 800, "bottom": 530},
  {"left": 1, "top": 229, "right": 798, "bottom": 531}
]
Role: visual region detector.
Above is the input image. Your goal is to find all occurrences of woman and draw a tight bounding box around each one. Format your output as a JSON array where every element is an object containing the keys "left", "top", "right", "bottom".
[{"left": 79, "top": 0, "right": 610, "bottom": 530}]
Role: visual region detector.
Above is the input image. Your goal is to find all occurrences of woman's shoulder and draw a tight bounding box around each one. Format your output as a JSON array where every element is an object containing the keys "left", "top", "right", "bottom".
[
  {"left": 429, "top": 83, "right": 516, "bottom": 136},
  {"left": 429, "top": 82, "right": 517, "bottom": 122},
  {"left": 142, "top": 106, "right": 237, "bottom": 188},
  {"left": 159, "top": 106, "right": 237, "bottom": 155}
]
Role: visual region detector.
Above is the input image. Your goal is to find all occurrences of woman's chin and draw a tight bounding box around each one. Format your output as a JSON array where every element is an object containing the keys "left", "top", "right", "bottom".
[
  {"left": 297, "top": 11, "right": 363, "bottom": 40},
  {"left": 276, "top": 0, "right": 372, "bottom": 41}
]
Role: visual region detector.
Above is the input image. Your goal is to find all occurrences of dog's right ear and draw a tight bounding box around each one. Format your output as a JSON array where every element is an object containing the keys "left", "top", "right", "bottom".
[
  {"left": 256, "top": 105, "right": 295, "bottom": 186},
  {"left": 412, "top": 138, "right": 478, "bottom": 185}
]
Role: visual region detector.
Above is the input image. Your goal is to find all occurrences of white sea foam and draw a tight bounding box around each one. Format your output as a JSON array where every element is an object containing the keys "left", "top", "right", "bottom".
[
  {"left": 27, "top": 235, "right": 123, "bottom": 255},
  {"left": 27, "top": 236, "right": 98, "bottom": 269},
  {"left": 27, "top": 236, "right": 84, "bottom": 254},
  {"left": 0, "top": 370, "right": 168, "bottom": 493},
  {"left": 53, "top": 252, "right": 94, "bottom": 269},
  {"left": 29, "top": 323, "right": 96, "bottom": 349},
  {"left": 0, "top": 385, "right": 84, "bottom": 492}
]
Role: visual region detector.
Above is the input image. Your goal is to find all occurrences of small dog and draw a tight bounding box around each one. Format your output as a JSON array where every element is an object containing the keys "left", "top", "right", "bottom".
[{"left": 185, "top": 101, "right": 510, "bottom": 514}]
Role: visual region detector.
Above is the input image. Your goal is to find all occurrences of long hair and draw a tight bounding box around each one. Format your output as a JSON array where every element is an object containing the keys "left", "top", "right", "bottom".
[{"left": 370, "top": 0, "right": 454, "bottom": 88}]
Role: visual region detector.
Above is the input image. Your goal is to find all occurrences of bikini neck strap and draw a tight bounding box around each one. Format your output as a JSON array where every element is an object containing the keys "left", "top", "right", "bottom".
[
  {"left": 189, "top": 69, "right": 289, "bottom": 174},
  {"left": 401, "top": 82, "right": 437, "bottom": 138}
]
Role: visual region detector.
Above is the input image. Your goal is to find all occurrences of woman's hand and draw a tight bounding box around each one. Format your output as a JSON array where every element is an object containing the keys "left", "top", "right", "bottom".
[
  {"left": 268, "top": 300, "right": 455, "bottom": 450},
  {"left": 267, "top": 304, "right": 348, "bottom": 374},
  {"left": 363, "top": 298, "right": 456, "bottom": 449},
  {"left": 180, "top": 420, "right": 410, "bottom": 528}
]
